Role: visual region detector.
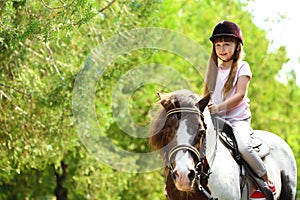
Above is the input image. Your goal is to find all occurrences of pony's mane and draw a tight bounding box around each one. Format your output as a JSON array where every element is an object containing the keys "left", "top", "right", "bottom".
[{"left": 148, "top": 96, "right": 178, "bottom": 152}]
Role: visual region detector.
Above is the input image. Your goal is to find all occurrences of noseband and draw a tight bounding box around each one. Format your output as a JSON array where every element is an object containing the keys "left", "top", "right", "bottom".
[{"left": 168, "top": 144, "right": 201, "bottom": 165}]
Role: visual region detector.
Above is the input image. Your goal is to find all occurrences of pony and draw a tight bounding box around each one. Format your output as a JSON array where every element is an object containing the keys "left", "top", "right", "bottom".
[{"left": 149, "top": 89, "right": 297, "bottom": 200}]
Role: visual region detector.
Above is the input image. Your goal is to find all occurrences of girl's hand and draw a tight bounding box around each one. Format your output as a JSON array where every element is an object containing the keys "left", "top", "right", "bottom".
[{"left": 208, "top": 103, "right": 219, "bottom": 114}]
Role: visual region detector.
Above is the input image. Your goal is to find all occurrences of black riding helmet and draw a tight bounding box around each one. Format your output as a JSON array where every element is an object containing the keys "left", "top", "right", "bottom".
[{"left": 210, "top": 21, "right": 244, "bottom": 45}]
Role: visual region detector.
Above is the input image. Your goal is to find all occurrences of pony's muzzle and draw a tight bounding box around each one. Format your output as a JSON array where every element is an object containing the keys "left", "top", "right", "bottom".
[{"left": 174, "top": 168, "right": 196, "bottom": 191}]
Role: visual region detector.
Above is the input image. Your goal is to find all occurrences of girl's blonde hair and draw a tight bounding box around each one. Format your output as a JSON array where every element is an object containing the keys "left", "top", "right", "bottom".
[{"left": 204, "top": 36, "right": 244, "bottom": 100}]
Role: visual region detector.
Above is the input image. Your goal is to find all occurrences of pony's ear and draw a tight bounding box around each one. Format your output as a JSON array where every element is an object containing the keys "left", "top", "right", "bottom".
[
  {"left": 157, "top": 92, "right": 163, "bottom": 100},
  {"left": 157, "top": 91, "right": 171, "bottom": 109},
  {"left": 198, "top": 93, "right": 210, "bottom": 112},
  {"left": 157, "top": 92, "right": 166, "bottom": 107}
]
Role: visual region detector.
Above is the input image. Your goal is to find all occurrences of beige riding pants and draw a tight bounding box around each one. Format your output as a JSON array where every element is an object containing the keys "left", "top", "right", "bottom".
[{"left": 231, "top": 119, "right": 267, "bottom": 177}]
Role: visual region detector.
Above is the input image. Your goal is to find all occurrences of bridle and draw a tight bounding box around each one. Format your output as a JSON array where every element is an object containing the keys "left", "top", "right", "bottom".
[
  {"left": 165, "top": 107, "right": 218, "bottom": 200},
  {"left": 165, "top": 107, "right": 204, "bottom": 179}
]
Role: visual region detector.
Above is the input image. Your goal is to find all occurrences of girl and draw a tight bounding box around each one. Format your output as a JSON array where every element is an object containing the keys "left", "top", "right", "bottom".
[{"left": 204, "top": 20, "right": 275, "bottom": 199}]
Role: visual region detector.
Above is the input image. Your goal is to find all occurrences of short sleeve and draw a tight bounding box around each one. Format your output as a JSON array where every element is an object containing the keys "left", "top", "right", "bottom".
[
  {"left": 232, "top": 61, "right": 252, "bottom": 86},
  {"left": 238, "top": 61, "right": 252, "bottom": 79}
]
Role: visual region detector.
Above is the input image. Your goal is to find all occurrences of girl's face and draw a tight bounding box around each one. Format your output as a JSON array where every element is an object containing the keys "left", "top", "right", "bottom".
[{"left": 214, "top": 39, "right": 237, "bottom": 62}]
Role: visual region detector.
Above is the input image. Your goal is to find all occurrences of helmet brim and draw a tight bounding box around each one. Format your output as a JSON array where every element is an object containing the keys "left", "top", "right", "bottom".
[{"left": 209, "top": 34, "right": 243, "bottom": 45}]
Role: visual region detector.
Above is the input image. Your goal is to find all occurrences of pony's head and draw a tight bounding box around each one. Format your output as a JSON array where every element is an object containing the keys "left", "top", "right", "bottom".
[{"left": 149, "top": 89, "right": 210, "bottom": 191}]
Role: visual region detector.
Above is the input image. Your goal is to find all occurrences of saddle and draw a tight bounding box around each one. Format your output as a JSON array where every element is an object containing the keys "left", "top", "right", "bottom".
[
  {"left": 211, "top": 115, "right": 271, "bottom": 159},
  {"left": 211, "top": 115, "right": 274, "bottom": 200}
]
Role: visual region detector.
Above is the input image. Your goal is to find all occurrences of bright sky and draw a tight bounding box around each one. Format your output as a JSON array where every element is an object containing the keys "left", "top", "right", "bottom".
[{"left": 245, "top": 0, "right": 300, "bottom": 85}]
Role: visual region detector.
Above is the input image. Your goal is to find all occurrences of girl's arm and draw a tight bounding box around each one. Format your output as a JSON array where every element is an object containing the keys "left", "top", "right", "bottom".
[{"left": 208, "top": 75, "right": 250, "bottom": 114}]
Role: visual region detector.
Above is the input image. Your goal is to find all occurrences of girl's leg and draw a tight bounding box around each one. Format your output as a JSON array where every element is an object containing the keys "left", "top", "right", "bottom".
[{"left": 231, "top": 120, "right": 267, "bottom": 178}]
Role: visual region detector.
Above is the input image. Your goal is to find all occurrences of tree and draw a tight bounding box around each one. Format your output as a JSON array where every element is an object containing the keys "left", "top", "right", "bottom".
[{"left": 1, "top": 0, "right": 299, "bottom": 199}]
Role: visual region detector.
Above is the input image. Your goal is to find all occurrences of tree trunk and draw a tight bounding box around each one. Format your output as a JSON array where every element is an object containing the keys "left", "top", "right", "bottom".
[{"left": 54, "top": 161, "right": 68, "bottom": 200}]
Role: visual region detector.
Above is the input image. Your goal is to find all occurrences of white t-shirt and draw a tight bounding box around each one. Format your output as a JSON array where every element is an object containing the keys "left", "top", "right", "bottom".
[{"left": 211, "top": 61, "right": 252, "bottom": 122}]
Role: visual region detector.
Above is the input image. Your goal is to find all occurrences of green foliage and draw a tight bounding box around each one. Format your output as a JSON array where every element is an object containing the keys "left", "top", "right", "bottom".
[{"left": 0, "top": 0, "right": 299, "bottom": 199}]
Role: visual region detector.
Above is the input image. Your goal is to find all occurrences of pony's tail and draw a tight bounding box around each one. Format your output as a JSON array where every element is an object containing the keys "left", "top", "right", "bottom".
[{"left": 278, "top": 170, "right": 295, "bottom": 200}]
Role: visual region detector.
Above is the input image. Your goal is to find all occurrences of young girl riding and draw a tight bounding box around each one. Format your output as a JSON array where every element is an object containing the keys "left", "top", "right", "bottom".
[{"left": 204, "top": 20, "right": 276, "bottom": 199}]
